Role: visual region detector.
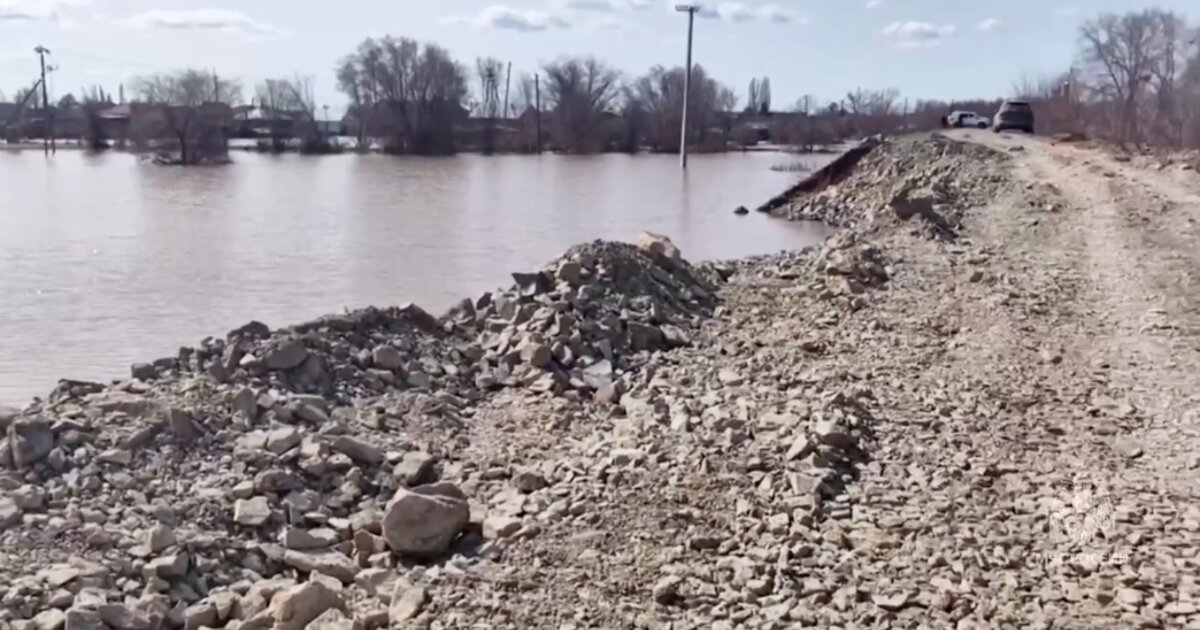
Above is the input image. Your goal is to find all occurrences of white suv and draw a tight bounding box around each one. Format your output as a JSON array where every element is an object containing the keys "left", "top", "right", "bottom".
[{"left": 947, "top": 111, "right": 991, "bottom": 129}]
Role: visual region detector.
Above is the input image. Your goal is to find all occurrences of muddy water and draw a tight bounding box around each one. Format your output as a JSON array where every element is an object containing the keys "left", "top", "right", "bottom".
[{"left": 0, "top": 149, "right": 831, "bottom": 402}]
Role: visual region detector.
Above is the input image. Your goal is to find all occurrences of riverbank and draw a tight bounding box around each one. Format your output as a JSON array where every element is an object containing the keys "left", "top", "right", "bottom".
[{"left": 4, "top": 131, "right": 1200, "bottom": 629}]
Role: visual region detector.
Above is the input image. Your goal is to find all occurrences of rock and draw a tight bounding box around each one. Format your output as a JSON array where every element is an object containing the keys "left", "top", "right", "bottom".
[
  {"left": 146, "top": 553, "right": 189, "bottom": 578},
  {"left": 0, "top": 496, "right": 20, "bottom": 529},
  {"left": 785, "top": 435, "right": 814, "bottom": 461},
  {"left": 331, "top": 436, "right": 383, "bottom": 466},
  {"left": 393, "top": 452, "right": 436, "bottom": 487},
  {"left": 389, "top": 585, "right": 428, "bottom": 623},
  {"left": 264, "top": 340, "right": 309, "bottom": 371},
  {"left": 97, "top": 605, "right": 151, "bottom": 630},
  {"left": 282, "top": 528, "right": 338, "bottom": 551},
  {"left": 234, "top": 497, "right": 272, "bottom": 527},
  {"left": 181, "top": 602, "right": 217, "bottom": 630},
  {"left": 281, "top": 550, "right": 359, "bottom": 584},
  {"left": 96, "top": 448, "right": 133, "bottom": 466},
  {"left": 130, "top": 363, "right": 157, "bottom": 381},
  {"left": 266, "top": 427, "right": 303, "bottom": 454},
  {"left": 812, "top": 419, "right": 856, "bottom": 451},
  {"left": 33, "top": 609, "right": 66, "bottom": 630},
  {"left": 483, "top": 515, "right": 522, "bottom": 539},
  {"left": 717, "top": 369, "right": 744, "bottom": 387},
  {"left": 371, "top": 346, "right": 405, "bottom": 371},
  {"left": 652, "top": 576, "right": 682, "bottom": 605},
  {"left": 381, "top": 485, "right": 470, "bottom": 558},
  {"left": 873, "top": 592, "right": 910, "bottom": 611},
  {"left": 635, "top": 232, "right": 681, "bottom": 262},
  {"left": 512, "top": 469, "right": 548, "bottom": 493},
  {"left": 269, "top": 581, "right": 344, "bottom": 630},
  {"left": 1164, "top": 602, "right": 1199, "bottom": 615},
  {"left": 147, "top": 525, "right": 177, "bottom": 553},
  {"left": 627, "top": 322, "right": 664, "bottom": 351},
  {"left": 518, "top": 341, "right": 553, "bottom": 368},
  {"left": 303, "top": 608, "right": 352, "bottom": 630},
  {"left": 8, "top": 417, "right": 54, "bottom": 468},
  {"left": 1114, "top": 439, "right": 1143, "bottom": 460},
  {"left": 556, "top": 261, "right": 583, "bottom": 285},
  {"left": 511, "top": 272, "right": 552, "bottom": 297},
  {"left": 64, "top": 608, "right": 106, "bottom": 630}
]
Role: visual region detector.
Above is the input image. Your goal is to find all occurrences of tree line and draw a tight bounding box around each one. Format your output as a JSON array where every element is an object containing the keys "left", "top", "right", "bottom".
[
  {"left": 8, "top": 8, "right": 1196, "bottom": 163},
  {"left": 1019, "top": 9, "right": 1200, "bottom": 147}
]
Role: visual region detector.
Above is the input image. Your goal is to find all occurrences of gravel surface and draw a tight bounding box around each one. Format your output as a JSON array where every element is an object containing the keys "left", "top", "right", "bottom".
[{"left": 3, "top": 131, "right": 1199, "bottom": 630}]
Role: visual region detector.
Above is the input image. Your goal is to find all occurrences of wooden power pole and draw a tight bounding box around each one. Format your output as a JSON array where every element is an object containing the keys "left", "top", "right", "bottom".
[
  {"left": 535, "top": 73, "right": 541, "bottom": 154},
  {"left": 34, "top": 45, "right": 52, "bottom": 155}
]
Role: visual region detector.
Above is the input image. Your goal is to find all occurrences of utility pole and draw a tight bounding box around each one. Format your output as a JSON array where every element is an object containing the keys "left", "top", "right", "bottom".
[
  {"left": 502, "top": 62, "right": 512, "bottom": 119},
  {"left": 675, "top": 4, "right": 699, "bottom": 169},
  {"left": 34, "top": 46, "right": 51, "bottom": 155},
  {"left": 804, "top": 95, "right": 813, "bottom": 152},
  {"left": 534, "top": 73, "right": 542, "bottom": 154}
]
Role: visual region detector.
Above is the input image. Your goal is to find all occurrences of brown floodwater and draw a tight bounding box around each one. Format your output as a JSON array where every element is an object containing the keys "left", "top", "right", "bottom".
[{"left": 0, "top": 148, "right": 832, "bottom": 403}]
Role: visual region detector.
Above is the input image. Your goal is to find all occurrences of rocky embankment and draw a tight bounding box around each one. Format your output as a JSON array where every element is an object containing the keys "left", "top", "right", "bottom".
[{"left": 5, "top": 132, "right": 1200, "bottom": 629}]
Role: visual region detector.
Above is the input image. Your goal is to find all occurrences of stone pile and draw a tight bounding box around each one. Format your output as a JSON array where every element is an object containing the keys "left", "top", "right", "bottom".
[
  {"left": 446, "top": 235, "right": 719, "bottom": 402},
  {"left": 779, "top": 133, "right": 1011, "bottom": 229}
]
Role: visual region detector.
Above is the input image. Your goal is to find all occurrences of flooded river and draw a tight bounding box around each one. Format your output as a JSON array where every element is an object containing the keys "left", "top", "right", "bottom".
[{"left": 0, "top": 148, "right": 831, "bottom": 402}]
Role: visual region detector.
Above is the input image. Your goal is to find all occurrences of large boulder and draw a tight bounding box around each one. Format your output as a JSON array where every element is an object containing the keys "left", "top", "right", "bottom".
[
  {"left": 264, "top": 340, "right": 309, "bottom": 371},
  {"left": 8, "top": 417, "right": 54, "bottom": 468},
  {"left": 634, "top": 232, "right": 681, "bottom": 262},
  {"left": 269, "top": 581, "right": 344, "bottom": 630},
  {"left": 381, "top": 483, "right": 469, "bottom": 558}
]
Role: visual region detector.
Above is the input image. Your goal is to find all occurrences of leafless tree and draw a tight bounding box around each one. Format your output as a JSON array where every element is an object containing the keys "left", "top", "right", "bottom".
[
  {"left": 129, "top": 69, "right": 241, "bottom": 165},
  {"left": 843, "top": 88, "right": 901, "bottom": 135},
  {"left": 254, "top": 76, "right": 327, "bottom": 152},
  {"left": 335, "top": 36, "right": 469, "bottom": 155},
  {"left": 77, "top": 85, "right": 115, "bottom": 151},
  {"left": 1077, "top": 10, "right": 1195, "bottom": 145},
  {"left": 542, "top": 56, "right": 622, "bottom": 153},
  {"left": 627, "top": 64, "right": 736, "bottom": 152}
]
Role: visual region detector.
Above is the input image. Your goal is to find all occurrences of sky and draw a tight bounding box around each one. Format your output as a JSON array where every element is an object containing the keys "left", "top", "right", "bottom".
[{"left": 0, "top": 0, "right": 1196, "bottom": 116}]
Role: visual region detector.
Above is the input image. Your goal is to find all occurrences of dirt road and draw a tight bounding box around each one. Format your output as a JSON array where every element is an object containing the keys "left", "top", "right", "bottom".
[{"left": 829, "top": 129, "right": 1200, "bottom": 628}]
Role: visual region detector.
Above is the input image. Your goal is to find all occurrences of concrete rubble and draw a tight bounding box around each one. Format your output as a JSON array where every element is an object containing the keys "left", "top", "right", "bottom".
[{"left": 3, "top": 131, "right": 1199, "bottom": 629}]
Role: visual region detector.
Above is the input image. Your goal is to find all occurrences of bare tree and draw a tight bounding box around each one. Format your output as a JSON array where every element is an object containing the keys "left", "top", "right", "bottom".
[
  {"left": 129, "top": 69, "right": 240, "bottom": 164},
  {"left": 1077, "top": 10, "right": 1191, "bottom": 145},
  {"left": 843, "top": 87, "right": 901, "bottom": 135},
  {"left": 77, "top": 85, "right": 115, "bottom": 151},
  {"left": 335, "top": 36, "right": 469, "bottom": 155},
  {"left": 627, "top": 64, "right": 735, "bottom": 152},
  {"left": 542, "top": 56, "right": 622, "bottom": 153}
]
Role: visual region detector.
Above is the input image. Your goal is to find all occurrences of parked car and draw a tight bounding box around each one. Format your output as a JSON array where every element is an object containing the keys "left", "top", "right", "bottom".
[
  {"left": 993, "top": 100, "right": 1035, "bottom": 134},
  {"left": 947, "top": 111, "right": 991, "bottom": 129}
]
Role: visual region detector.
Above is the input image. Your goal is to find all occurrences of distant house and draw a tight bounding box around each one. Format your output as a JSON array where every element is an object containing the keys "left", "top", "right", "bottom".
[{"left": 231, "top": 106, "right": 306, "bottom": 139}]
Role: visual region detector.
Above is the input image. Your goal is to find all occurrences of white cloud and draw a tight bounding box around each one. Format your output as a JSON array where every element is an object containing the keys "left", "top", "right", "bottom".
[
  {"left": 446, "top": 5, "right": 570, "bottom": 31},
  {"left": 123, "top": 9, "right": 284, "bottom": 35},
  {"left": 865, "top": 0, "right": 883, "bottom": 8},
  {"left": 758, "top": 3, "right": 805, "bottom": 24},
  {"left": 561, "top": 0, "right": 619, "bottom": 11},
  {"left": 693, "top": 1, "right": 805, "bottom": 24},
  {"left": 881, "top": 20, "right": 956, "bottom": 49},
  {"left": 0, "top": 0, "right": 87, "bottom": 21},
  {"left": 978, "top": 18, "right": 1005, "bottom": 32}
]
